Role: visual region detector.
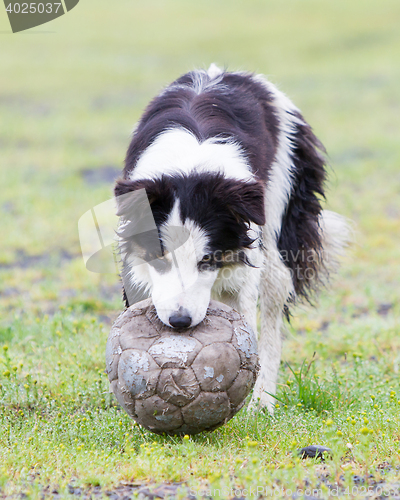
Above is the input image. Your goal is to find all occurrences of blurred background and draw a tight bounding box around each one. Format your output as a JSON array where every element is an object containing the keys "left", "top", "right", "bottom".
[{"left": 0, "top": 0, "right": 399, "bottom": 324}]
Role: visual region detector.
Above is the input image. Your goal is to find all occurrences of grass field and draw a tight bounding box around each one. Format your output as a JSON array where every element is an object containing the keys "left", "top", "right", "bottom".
[{"left": 1, "top": 0, "right": 400, "bottom": 498}]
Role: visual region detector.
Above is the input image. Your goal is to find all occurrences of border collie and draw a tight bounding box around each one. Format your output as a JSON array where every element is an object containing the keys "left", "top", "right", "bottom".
[{"left": 114, "top": 64, "right": 348, "bottom": 412}]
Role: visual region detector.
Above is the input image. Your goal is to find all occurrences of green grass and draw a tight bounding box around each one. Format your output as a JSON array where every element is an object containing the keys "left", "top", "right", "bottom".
[{"left": 1, "top": 0, "right": 400, "bottom": 497}]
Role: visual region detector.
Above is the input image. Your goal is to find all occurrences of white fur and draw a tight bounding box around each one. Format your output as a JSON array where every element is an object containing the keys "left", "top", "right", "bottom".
[
  {"left": 207, "top": 63, "right": 223, "bottom": 79},
  {"left": 129, "top": 129, "right": 253, "bottom": 183},
  {"left": 254, "top": 75, "right": 304, "bottom": 238},
  {"left": 249, "top": 232, "right": 295, "bottom": 411},
  {"left": 161, "top": 66, "right": 226, "bottom": 98},
  {"left": 145, "top": 201, "right": 219, "bottom": 328}
]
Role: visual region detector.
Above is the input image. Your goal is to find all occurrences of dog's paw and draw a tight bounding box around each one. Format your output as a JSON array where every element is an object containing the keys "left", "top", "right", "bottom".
[{"left": 248, "top": 389, "right": 275, "bottom": 414}]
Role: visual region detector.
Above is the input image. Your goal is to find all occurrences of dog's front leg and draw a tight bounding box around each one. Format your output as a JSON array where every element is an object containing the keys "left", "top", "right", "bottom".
[
  {"left": 249, "top": 306, "right": 284, "bottom": 413},
  {"left": 249, "top": 244, "right": 294, "bottom": 413}
]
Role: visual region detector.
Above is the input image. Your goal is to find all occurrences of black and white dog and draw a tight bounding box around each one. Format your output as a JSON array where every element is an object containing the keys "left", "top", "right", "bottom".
[{"left": 114, "top": 65, "right": 348, "bottom": 412}]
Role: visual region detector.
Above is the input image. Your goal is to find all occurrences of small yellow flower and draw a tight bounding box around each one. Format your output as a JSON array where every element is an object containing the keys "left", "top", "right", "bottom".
[
  {"left": 360, "top": 427, "right": 370, "bottom": 435},
  {"left": 2, "top": 345, "right": 8, "bottom": 352},
  {"left": 337, "top": 430, "right": 343, "bottom": 437},
  {"left": 247, "top": 440, "right": 258, "bottom": 447},
  {"left": 326, "top": 419, "right": 334, "bottom": 426}
]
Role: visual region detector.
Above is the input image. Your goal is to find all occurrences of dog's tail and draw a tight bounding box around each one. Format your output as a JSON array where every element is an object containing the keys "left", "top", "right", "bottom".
[{"left": 319, "top": 209, "right": 352, "bottom": 278}]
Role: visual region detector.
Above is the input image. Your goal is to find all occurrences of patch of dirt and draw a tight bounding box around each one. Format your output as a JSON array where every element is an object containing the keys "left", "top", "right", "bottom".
[
  {"left": 377, "top": 303, "right": 394, "bottom": 317},
  {"left": 0, "top": 482, "right": 196, "bottom": 500},
  {"left": 4, "top": 474, "right": 400, "bottom": 500},
  {"left": 0, "top": 95, "right": 52, "bottom": 116},
  {"left": 0, "top": 249, "right": 76, "bottom": 270},
  {"left": 350, "top": 303, "right": 394, "bottom": 319},
  {"left": 80, "top": 166, "right": 121, "bottom": 185}
]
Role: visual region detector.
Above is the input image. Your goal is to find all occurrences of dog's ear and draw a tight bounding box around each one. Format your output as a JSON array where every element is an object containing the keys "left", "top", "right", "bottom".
[
  {"left": 115, "top": 176, "right": 175, "bottom": 229},
  {"left": 224, "top": 180, "right": 266, "bottom": 226},
  {"left": 114, "top": 178, "right": 160, "bottom": 217}
]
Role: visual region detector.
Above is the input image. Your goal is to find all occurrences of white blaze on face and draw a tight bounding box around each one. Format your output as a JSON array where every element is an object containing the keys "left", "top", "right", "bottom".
[{"left": 148, "top": 201, "right": 218, "bottom": 328}]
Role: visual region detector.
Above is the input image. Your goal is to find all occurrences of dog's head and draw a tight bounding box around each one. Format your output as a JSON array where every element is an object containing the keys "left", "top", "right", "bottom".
[{"left": 115, "top": 173, "right": 265, "bottom": 328}]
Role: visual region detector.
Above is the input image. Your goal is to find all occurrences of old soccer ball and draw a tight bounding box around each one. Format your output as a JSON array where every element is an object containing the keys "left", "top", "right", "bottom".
[{"left": 106, "top": 298, "right": 259, "bottom": 435}]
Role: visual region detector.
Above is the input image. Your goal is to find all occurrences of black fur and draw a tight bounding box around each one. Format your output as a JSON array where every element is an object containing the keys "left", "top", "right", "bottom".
[
  {"left": 277, "top": 112, "right": 327, "bottom": 300},
  {"left": 115, "top": 173, "right": 265, "bottom": 256}
]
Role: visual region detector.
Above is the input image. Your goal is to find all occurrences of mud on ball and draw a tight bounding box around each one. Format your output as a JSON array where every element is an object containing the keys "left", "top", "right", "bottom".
[{"left": 106, "top": 299, "right": 259, "bottom": 435}]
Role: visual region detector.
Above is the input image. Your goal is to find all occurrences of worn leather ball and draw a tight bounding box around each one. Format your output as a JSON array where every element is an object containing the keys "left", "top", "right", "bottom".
[{"left": 106, "top": 298, "right": 259, "bottom": 435}]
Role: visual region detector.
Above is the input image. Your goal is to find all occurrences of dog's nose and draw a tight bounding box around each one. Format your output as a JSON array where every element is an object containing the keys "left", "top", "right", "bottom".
[{"left": 169, "top": 311, "right": 192, "bottom": 328}]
